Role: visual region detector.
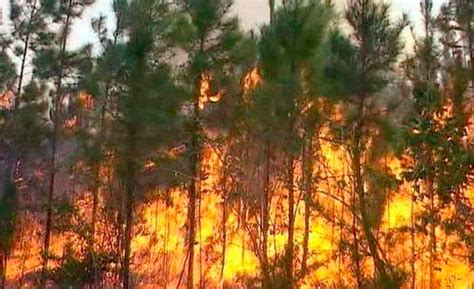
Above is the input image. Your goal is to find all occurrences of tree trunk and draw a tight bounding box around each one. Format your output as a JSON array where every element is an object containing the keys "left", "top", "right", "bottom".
[
  {"left": 262, "top": 0, "right": 274, "bottom": 285},
  {"left": 411, "top": 188, "right": 416, "bottom": 289},
  {"left": 90, "top": 164, "right": 100, "bottom": 288},
  {"left": 15, "top": 0, "right": 37, "bottom": 109},
  {"left": 285, "top": 155, "right": 295, "bottom": 288},
  {"left": 122, "top": 167, "right": 135, "bottom": 289},
  {"left": 0, "top": 254, "right": 6, "bottom": 289},
  {"left": 122, "top": 127, "right": 137, "bottom": 289},
  {"left": 261, "top": 141, "right": 271, "bottom": 288},
  {"left": 353, "top": 121, "right": 393, "bottom": 288},
  {"left": 187, "top": 174, "right": 196, "bottom": 289},
  {"left": 220, "top": 192, "right": 227, "bottom": 285},
  {"left": 41, "top": 1, "right": 73, "bottom": 286},
  {"left": 352, "top": 179, "right": 363, "bottom": 289},
  {"left": 269, "top": 0, "right": 275, "bottom": 23},
  {"left": 187, "top": 70, "right": 203, "bottom": 289},
  {"left": 301, "top": 135, "right": 313, "bottom": 274},
  {"left": 428, "top": 178, "right": 436, "bottom": 289}
]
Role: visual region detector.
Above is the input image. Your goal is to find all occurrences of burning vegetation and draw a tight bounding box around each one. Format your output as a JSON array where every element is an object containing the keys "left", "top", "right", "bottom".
[{"left": 0, "top": 0, "right": 473, "bottom": 288}]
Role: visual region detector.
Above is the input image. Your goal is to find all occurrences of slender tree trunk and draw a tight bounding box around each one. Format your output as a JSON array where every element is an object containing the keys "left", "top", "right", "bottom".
[
  {"left": 261, "top": 140, "right": 271, "bottom": 288},
  {"left": 41, "top": 2, "right": 73, "bottom": 286},
  {"left": 220, "top": 193, "right": 227, "bottom": 285},
  {"left": 187, "top": 70, "right": 203, "bottom": 289},
  {"left": 353, "top": 117, "right": 393, "bottom": 287},
  {"left": 0, "top": 254, "right": 6, "bottom": 289},
  {"left": 286, "top": 155, "right": 295, "bottom": 288},
  {"left": 411, "top": 187, "right": 416, "bottom": 289},
  {"left": 90, "top": 163, "right": 101, "bottom": 288},
  {"left": 269, "top": 0, "right": 275, "bottom": 23},
  {"left": 301, "top": 135, "right": 313, "bottom": 274},
  {"left": 198, "top": 184, "right": 203, "bottom": 289},
  {"left": 186, "top": 118, "right": 198, "bottom": 289},
  {"left": 428, "top": 178, "right": 435, "bottom": 289},
  {"left": 351, "top": 176, "right": 362, "bottom": 289},
  {"left": 15, "top": 0, "right": 37, "bottom": 109},
  {"left": 122, "top": 127, "right": 137, "bottom": 289},
  {"left": 122, "top": 171, "right": 134, "bottom": 289},
  {"left": 262, "top": 0, "right": 274, "bottom": 285},
  {"left": 464, "top": 3, "right": 474, "bottom": 99}
]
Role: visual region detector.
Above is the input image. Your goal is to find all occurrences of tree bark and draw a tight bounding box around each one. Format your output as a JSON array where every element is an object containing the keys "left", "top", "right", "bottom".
[
  {"left": 269, "top": 0, "right": 275, "bottom": 23},
  {"left": 301, "top": 135, "right": 313, "bottom": 274},
  {"left": 0, "top": 254, "right": 6, "bottom": 289},
  {"left": 428, "top": 178, "right": 436, "bottom": 289},
  {"left": 352, "top": 114, "right": 393, "bottom": 288},
  {"left": 90, "top": 164, "right": 101, "bottom": 288},
  {"left": 187, "top": 71, "right": 203, "bottom": 289},
  {"left": 122, "top": 146, "right": 136, "bottom": 289},
  {"left": 261, "top": 141, "right": 271, "bottom": 288},
  {"left": 41, "top": 0, "right": 73, "bottom": 286},
  {"left": 285, "top": 155, "right": 295, "bottom": 288},
  {"left": 220, "top": 192, "right": 227, "bottom": 285},
  {"left": 411, "top": 188, "right": 416, "bottom": 289},
  {"left": 15, "top": 0, "right": 37, "bottom": 109},
  {"left": 351, "top": 175, "right": 363, "bottom": 289}
]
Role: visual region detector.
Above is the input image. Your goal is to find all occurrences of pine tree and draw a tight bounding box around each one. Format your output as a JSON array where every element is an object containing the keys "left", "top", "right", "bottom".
[
  {"left": 254, "top": 0, "right": 332, "bottom": 287},
  {"left": 32, "top": 0, "right": 96, "bottom": 285},
  {"left": 0, "top": 4, "right": 47, "bottom": 286},
  {"left": 324, "top": 0, "right": 408, "bottom": 287},
  {"left": 83, "top": 1, "right": 184, "bottom": 287},
  {"left": 403, "top": 2, "right": 474, "bottom": 288},
  {"left": 175, "top": 1, "right": 255, "bottom": 288},
  {"left": 78, "top": 1, "right": 126, "bottom": 286},
  {"left": 0, "top": 44, "right": 16, "bottom": 289}
]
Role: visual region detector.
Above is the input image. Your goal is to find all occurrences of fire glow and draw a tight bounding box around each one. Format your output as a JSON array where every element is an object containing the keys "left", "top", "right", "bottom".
[{"left": 3, "top": 71, "right": 473, "bottom": 289}]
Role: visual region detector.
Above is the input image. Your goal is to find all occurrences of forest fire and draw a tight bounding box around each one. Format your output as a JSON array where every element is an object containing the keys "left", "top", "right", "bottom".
[
  {"left": 4, "top": 133, "right": 472, "bottom": 288},
  {"left": 1, "top": 0, "right": 473, "bottom": 288}
]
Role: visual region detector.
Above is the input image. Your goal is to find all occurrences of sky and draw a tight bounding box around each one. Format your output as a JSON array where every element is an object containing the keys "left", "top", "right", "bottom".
[{"left": 1, "top": 0, "right": 445, "bottom": 51}]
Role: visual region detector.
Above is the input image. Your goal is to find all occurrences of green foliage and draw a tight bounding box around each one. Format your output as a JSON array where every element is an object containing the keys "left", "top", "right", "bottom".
[
  {"left": 252, "top": 0, "right": 332, "bottom": 150},
  {"left": 0, "top": 180, "right": 18, "bottom": 257},
  {"left": 49, "top": 244, "right": 115, "bottom": 289},
  {"left": 1, "top": 81, "right": 49, "bottom": 157},
  {"left": 319, "top": 31, "right": 358, "bottom": 99},
  {"left": 0, "top": 52, "right": 15, "bottom": 90},
  {"left": 403, "top": 0, "right": 474, "bottom": 269}
]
